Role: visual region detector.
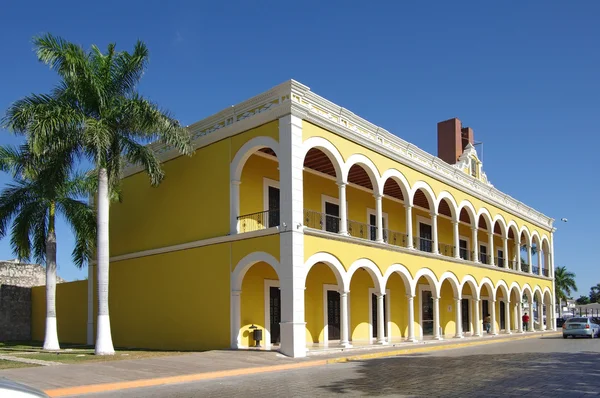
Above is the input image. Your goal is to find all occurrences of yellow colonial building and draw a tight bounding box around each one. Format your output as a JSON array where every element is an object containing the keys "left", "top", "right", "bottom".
[{"left": 32, "top": 80, "right": 556, "bottom": 358}]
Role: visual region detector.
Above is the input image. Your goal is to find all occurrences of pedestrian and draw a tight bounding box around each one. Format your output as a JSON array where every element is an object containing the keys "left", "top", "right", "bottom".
[
  {"left": 523, "top": 312, "right": 530, "bottom": 331},
  {"left": 483, "top": 314, "right": 491, "bottom": 334}
]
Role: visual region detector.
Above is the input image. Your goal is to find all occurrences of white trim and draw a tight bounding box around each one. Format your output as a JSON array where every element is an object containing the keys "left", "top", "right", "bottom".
[
  {"left": 263, "top": 279, "right": 280, "bottom": 351},
  {"left": 418, "top": 284, "right": 435, "bottom": 339},
  {"left": 323, "top": 284, "right": 341, "bottom": 346},
  {"left": 262, "top": 178, "right": 280, "bottom": 213},
  {"left": 368, "top": 288, "right": 391, "bottom": 342}
]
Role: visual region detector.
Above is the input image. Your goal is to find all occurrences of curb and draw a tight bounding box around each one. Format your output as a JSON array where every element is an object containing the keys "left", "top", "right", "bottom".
[{"left": 45, "top": 332, "right": 559, "bottom": 397}]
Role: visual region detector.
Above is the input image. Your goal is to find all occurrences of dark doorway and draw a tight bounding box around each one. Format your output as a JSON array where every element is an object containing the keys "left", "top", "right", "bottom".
[
  {"left": 419, "top": 223, "right": 433, "bottom": 252},
  {"left": 422, "top": 290, "right": 434, "bottom": 336},
  {"left": 267, "top": 186, "right": 280, "bottom": 228},
  {"left": 371, "top": 293, "right": 387, "bottom": 338},
  {"left": 459, "top": 239, "right": 469, "bottom": 260},
  {"left": 325, "top": 202, "right": 340, "bottom": 233},
  {"left": 327, "top": 290, "right": 341, "bottom": 340},
  {"left": 479, "top": 245, "right": 488, "bottom": 264},
  {"left": 482, "top": 300, "right": 489, "bottom": 321},
  {"left": 269, "top": 286, "right": 281, "bottom": 344},
  {"left": 461, "top": 298, "right": 470, "bottom": 333},
  {"left": 500, "top": 301, "right": 506, "bottom": 331}
]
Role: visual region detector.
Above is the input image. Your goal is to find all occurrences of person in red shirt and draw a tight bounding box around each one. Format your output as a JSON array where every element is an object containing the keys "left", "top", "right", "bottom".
[{"left": 522, "top": 313, "right": 530, "bottom": 331}]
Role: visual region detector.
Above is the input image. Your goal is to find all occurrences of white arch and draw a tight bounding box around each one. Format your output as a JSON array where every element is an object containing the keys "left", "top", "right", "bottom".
[
  {"left": 542, "top": 287, "right": 552, "bottom": 302},
  {"left": 519, "top": 226, "right": 532, "bottom": 246},
  {"left": 506, "top": 220, "right": 519, "bottom": 240},
  {"left": 478, "top": 277, "right": 496, "bottom": 301},
  {"left": 531, "top": 230, "right": 541, "bottom": 247},
  {"left": 303, "top": 252, "right": 347, "bottom": 290},
  {"left": 382, "top": 263, "right": 413, "bottom": 292},
  {"left": 522, "top": 283, "right": 534, "bottom": 300},
  {"left": 495, "top": 280, "right": 510, "bottom": 300},
  {"left": 231, "top": 251, "right": 280, "bottom": 291},
  {"left": 411, "top": 268, "right": 439, "bottom": 297},
  {"left": 436, "top": 191, "right": 458, "bottom": 221},
  {"left": 460, "top": 274, "right": 480, "bottom": 300},
  {"left": 492, "top": 214, "right": 508, "bottom": 238},
  {"left": 301, "top": 137, "right": 345, "bottom": 182},
  {"left": 410, "top": 181, "right": 437, "bottom": 210},
  {"left": 457, "top": 200, "right": 477, "bottom": 227},
  {"left": 476, "top": 208, "right": 494, "bottom": 232},
  {"left": 508, "top": 281, "right": 522, "bottom": 300},
  {"left": 438, "top": 271, "right": 460, "bottom": 298},
  {"left": 533, "top": 285, "right": 543, "bottom": 301},
  {"left": 231, "top": 136, "right": 280, "bottom": 182},
  {"left": 344, "top": 154, "right": 381, "bottom": 193},
  {"left": 347, "top": 258, "right": 384, "bottom": 294},
  {"left": 379, "top": 169, "right": 411, "bottom": 202}
]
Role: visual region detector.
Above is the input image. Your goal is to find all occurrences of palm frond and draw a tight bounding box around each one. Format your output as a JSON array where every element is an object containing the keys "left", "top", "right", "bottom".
[{"left": 56, "top": 197, "right": 96, "bottom": 267}]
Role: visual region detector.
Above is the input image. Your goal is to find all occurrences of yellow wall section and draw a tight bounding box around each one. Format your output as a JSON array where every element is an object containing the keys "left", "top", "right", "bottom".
[
  {"left": 31, "top": 281, "right": 88, "bottom": 344},
  {"left": 240, "top": 262, "right": 278, "bottom": 347},
  {"left": 349, "top": 270, "right": 373, "bottom": 341},
  {"left": 302, "top": 121, "right": 551, "bottom": 238},
  {"left": 110, "top": 121, "right": 279, "bottom": 257},
  {"left": 239, "top": 154, "right": 279, "bottom": 222},
  {"left": 305, "top": 263, "right": 337, "bottom": 344}
]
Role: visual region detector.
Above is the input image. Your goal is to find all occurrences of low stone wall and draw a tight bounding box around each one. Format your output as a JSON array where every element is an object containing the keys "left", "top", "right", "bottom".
[{"left": 0, "top": 284, "right": 32, "bottom": 341}]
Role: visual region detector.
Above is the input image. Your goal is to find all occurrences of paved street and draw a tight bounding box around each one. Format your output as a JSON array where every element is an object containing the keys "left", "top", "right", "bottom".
[{"left": 83, "top": 336, "right": 600, "bottom": 397}]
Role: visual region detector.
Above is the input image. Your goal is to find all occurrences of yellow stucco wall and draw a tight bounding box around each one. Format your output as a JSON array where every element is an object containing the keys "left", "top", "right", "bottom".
[
  {"left": 31, "top": 281, "right": 88, "bottom": 344},
  {"left": 240, "top": 262, "right": 278, "bottom": 347}
]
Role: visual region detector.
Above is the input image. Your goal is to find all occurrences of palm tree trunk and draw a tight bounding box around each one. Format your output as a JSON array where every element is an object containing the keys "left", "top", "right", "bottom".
[
  {"left": 95, "top": 168, "right": 115, "bottom": 355},
  {"left": 43, "top": 203, "right": 60, "bottom": 351}
]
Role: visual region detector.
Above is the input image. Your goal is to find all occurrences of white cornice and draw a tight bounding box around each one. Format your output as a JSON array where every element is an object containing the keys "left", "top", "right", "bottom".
[{"left": 122, "top": 79, "right": 553, "bottom": 231}]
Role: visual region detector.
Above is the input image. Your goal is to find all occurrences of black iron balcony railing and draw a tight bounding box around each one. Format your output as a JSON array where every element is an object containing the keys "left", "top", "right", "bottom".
[
  {"left": 414, "top": 236, "right": 434, "bottom": 253},
  {"left": 438, "top": 242, "right": 455, "bottom": 258},
  {"left": 347, "top": 219, "right": 369, "bottom": 240},
  {"left": 542, "top": 268, "right": 549, "bottom": 277},
  {"left": 384, "top": 229, "right": 408, "bottom": 248},
  {"left": 237, "top": 209, "right": 280, "bottom": 233},
  {"left": 459, "top": 248, "right": 471, "bottom": 261},
  {"left": 303, "top": 209, "right": 342, "bottom": 233},
  {"left": 532, "top": 265, "right": 540, "bottom": 274},
  {"left": 479, "top": 252, "right": 489, "bottom": 265},
  {"left": 496, "top": 256, "right": 505, "bottom": 268},
  {"left": 521, "top": 263, "right": 530, "bottom": 273}
]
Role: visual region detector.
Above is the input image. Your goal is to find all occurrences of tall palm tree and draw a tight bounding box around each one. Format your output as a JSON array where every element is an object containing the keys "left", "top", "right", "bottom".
[
  {"left": 554, "top": 266, "right": 577, "bottom": 317},
  {"left": 0, "top": 145, "right": 95, "bottom": 350},
  {"left": 3, "top": 34, "right": 192, "bottom": 354}
]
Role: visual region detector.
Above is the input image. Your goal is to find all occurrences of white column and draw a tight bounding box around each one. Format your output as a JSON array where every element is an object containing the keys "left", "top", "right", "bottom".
[
  {"left": 230, "top": 290, "right": 242, "bottom": 348},
  {"left": 502, "top": 238, "right": 508, "bottom": 268},
  {"left": 540, "top": 301, "right": 545, "bottom": 331},
  {"left": 338, "top": 183, "right": 348, "bottom": 235},
  {"left": 376, "top": 293, "right": 386, "bottom": 344},
  {"left": 472, "top": 227, "right": 479, "bottom": 263},
  {"left": 455, "top": 297, "right": 464, "bottom": 338},
  {"left": 527, "top": 245, "right": 533, "bottom": 274},
  {"left": 230, "top": 180, "right": 241, "bottom": 234},
  {"left": 375, "top": 194, "right": 384, "bottom": 243},
  {"left": 550, "top": 297, "right": 557, "bottom": 331},
  {"left": 517, "top": 303, "right": 524, "bottom": 333},
  {"left": 488, "top": 232, "right": 495, "bottom": 266},
  {"left": 516, "top": 240, "right": 521, "bottom": 271},
  {"left": 87, "top": 263, "right": 94, "bottom": 345},
  {"left": 433, "top": 297, "right": 442, "bottom": 340},
  {"left": 407, "top": 294, "right": 416, "bottom": 342},
  {"left": 505, "top": 300, "right": 512, "bottom": 334},
  {"left": 278, "top": 114, "right": 307, "bottom": 358},
  {"left": 490, "top": 300, "right": 497, "bottom": 335},
  {"left": 474, "top": 299, "right": 482, "bottom": 336},
  {"left": 340, "top": 291, "right": 351, "bottom": 347},
  {"left": 550, "top": 231, "right": 556, "bottom": 278},
  {"left": 453, "top": 221, "right": 460, "bottom": 259},
  {"left": 431, "top": 213, "right": 439, "bottom": 254},
  {"left": 538, "top": 250, "right": 543, "bottom": 275},
  {"left": 405, "top": 205, "right": 414, "bottom": 249}
]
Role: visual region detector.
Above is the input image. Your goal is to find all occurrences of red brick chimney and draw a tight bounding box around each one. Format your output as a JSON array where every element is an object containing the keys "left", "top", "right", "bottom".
[{"left": 437, "top": 118, "right": 474, "bottom": 164}]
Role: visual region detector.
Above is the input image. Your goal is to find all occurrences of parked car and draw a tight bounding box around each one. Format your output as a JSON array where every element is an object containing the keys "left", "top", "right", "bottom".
[{"left": 562, "top": 317, "right": 600, "bottom": 339}]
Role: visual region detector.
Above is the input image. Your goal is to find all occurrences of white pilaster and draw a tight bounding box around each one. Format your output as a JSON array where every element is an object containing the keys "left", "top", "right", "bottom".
[
  {"left": 474, "top": 299, "right": 481, "bottom": 336},
  {"left": 278, "top": 114, "right": 307, "bottom": 358},
  {"left": 407, "top": 295, "right": 417, "bottom": 342},
  {"left": 375, "top": 194, "right": 384, "bottom": 243},
  {"left": 538, "top": 250, "right": 543, "bottom": 276},
  {"left": 516, "top": 240, "right": 521, "bottom": 271},
  {"left": 490, "top": 300, "right": 497, "bottom": 335},
  {"left": 505, "top": 300, "right": 512, "bottom": 334},
  {"left": 452, "top": 221, "right": 460, "bottom": 259},
  {"left": 87, "top": 263, "right": 94, "bottom": 345},
  {"left": 431, "top": 213, "right": 439, "bottom": 254},
  {"left": 338, "top": 183, "right": 348, "bottom": 235},
  {"left": 488, "top": 232, "right": 494, "bottom": 266},
  {"left": 472, "top": 227, "right": 479, "bottom": 263},
  {"left": 405, "top": 205, "right": 413, "bottom": 249},
  {"left": 540, "top": 302, "right": 545, "bottom": 331},
  {"left": 502, "top": 237, "right": 508, "bottom": 268},
  {"left": 230, "top": 290, "right": 241, "bottom": 348},
  {"left": 230, "top": 180, "right": 241, "bottom": 234},
  {"left": 340, "top": 291, "right": 351, "bottom": 347},
  {"left": 433, "top": 297, "right": 442, "bottom": 340},
  {"left": 527, "top": 245, "right": 533, "bottom": 274},
  {"left": 517, "top": 303, "right": 524, "bottom": 333},
  {"left": 376, "top": 293, "right": 386, "bottom": 344},
  {"left": 455, "top": 297, "right": 463, "bottom": 338}
]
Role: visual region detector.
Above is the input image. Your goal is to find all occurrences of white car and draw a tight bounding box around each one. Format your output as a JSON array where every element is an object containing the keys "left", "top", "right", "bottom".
[{"left": 0, "top": 378, "right": 48, "bottom": 397}]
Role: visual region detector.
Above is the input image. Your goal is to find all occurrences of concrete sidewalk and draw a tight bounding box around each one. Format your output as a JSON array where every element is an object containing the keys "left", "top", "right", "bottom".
[{"left": 0, "top": 331, "right": 559, "bottom": 397}]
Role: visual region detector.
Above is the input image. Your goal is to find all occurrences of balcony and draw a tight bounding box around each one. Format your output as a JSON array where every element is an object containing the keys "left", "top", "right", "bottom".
[
  {"left": 521, "top": 263, "right": 530, "bottom": 273},
  {"left": 237, "top": 210, "right": 280, "bottom": 233}
]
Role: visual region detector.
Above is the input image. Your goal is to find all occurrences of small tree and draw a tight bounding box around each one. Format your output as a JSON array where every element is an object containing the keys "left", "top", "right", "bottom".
[
  {"left": 589, "top": 283, "right": 600, "bottom": 304},
  {"left": 554, "top": 266, "right": 577, "bottom": 317},
  {"left": 576, "top": 295, "right": 590, "bottom": 305}
]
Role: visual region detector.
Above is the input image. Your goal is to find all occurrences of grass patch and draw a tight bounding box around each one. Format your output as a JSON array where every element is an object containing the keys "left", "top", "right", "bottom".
[
  {"left": 0, "top": 360, "right": 40, "bottom": 370},
  {"left": 18, "top": 350, "right": 184, "bottom": 364}
]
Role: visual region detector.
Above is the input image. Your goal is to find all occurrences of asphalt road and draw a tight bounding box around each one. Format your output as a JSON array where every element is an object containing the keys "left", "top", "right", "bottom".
[{"left": 86, "top": 336, "right": 600, "bottom": 397}]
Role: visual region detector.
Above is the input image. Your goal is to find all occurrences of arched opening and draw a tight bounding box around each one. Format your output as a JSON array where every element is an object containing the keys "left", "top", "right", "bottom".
[
  {"left": 531, "top": 235, "right": 541, "bottom": 275},
  {"left": 381, "top": 177, "right": 409, "bottom": 247},
  {"left": 412, "top": 187, "right": 436, "bottom": 253},
  {"left": 479, "top": 282, "right": 494, "bottom": 334},
  {"left": 541, "top": 239, "right": 551, "bottom": 277},
  {"left": 235, "top": 145, "right": 280, "bottom": 233},
  {"left": 522, "top": 288, "right": 534, "bottom": 331},
  {"left": 509, "top": 286, "right": 522, "bottom": 332},
  {"left": 519, "top": 231, "right": 531, "bottom": 273},
  {"left": 492, "top": 219, "right": 507, "bottom": 268},
  {"left": 507, "top": 225, "right": 519, "bottom": 270},
  {"left": 437, "top": 197, "right": 457, "bottom": 258},
  {"left": 476, "top": 213, "right": 493, "bottom": 265},
  {"left": 495, "top": 284, "right": 510, "bottom": 333},
  {"left": 346, "top": 163, "right": 380, "bottom": 241},
  {"left": 382, "top": 267, "right": 412, "bottom": 342},
  {"left": 533, "top": 289, "right": 544, "bottom": 331},
  {"left": 347, "top": 262, "right": 384, "bottom": 344},
  {"left": 414, "top": 273, "right": 439, "bottom": 339},
  {"left": 458, "top": 205, "right": 476, "bottom": 261},
  {"left": 438, "top": 275, "right": 460, "bottom": 337},
  {"left": 543, "top": 290, "right": 553, "bottom": 330},
  {"left": 460, "top": 278, "right": 478, "bottom": 336},
  {"left": 302, "top": 147, "right": 342, "bottom": 233}
]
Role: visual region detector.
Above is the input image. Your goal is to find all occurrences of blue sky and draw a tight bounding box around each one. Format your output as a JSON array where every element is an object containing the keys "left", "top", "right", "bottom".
[{"left": 0, "top": 1, "right": 598, "bottom": 296}]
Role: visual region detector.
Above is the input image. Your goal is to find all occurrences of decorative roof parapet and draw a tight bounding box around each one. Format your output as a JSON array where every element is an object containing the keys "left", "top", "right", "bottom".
[{"left": 123, "top": 79, "right": 554, "bottom": 230}]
